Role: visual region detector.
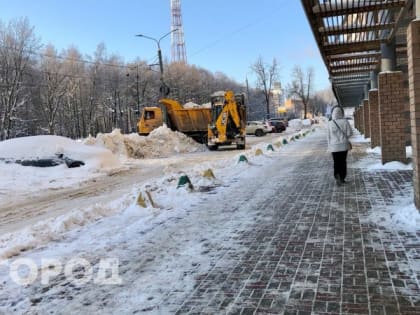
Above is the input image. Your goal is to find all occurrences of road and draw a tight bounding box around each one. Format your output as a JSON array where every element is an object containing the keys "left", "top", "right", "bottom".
[{"left": 0, "top": 132, "right": 291, "bottom": 235}]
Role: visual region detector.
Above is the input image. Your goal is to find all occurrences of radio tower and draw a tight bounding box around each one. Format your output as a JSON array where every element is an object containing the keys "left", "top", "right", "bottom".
[{"left": 170, "top": 0, "right": 187, "bottom": 63}]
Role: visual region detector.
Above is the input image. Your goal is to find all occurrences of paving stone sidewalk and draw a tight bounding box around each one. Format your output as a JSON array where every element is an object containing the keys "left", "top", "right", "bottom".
[{"left": 175, "top": 131, "right": 420, "bottom": 315}]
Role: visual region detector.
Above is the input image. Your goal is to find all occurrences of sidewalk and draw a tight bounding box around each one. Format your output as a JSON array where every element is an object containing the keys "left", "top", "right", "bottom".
[{"left": 175, "top": 130, "right": 419, "bottom": 315}]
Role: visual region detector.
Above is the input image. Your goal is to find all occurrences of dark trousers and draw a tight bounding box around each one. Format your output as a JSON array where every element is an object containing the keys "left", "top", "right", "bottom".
[{"left": 332, "top": 151, "right": 348, "bottom": 181}]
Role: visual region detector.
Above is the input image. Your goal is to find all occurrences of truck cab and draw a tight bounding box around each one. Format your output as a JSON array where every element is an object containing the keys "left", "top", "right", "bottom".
[{"left": 137, "top": 107, "right": 163, "bottom": 135}]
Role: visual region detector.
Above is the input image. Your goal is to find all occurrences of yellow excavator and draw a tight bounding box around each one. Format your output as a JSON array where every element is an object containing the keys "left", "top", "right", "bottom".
[{"left": 207, "top": 90, "right": 247, "bottom": 150}]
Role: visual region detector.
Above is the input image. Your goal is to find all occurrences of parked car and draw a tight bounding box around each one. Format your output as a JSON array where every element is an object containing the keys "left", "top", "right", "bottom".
[
  {"left": 246, "top": 121, "right": 270, "bottom": 137},
  {"left": 268, "top": 118, "right": 286, "bottom": 133},
  {"left": 263, "top": 120, "right": 276, "bottom": 133}
]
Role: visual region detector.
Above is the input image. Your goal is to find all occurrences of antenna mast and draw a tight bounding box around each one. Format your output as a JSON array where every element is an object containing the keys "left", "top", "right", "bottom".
[{"left": 170, "top": 0, "right": 187, "bottom": 63}]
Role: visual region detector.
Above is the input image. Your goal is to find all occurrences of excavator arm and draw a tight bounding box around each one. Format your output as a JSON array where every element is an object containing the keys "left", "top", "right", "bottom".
[{"left": 208, "top": 90, "right": 246, "bottom": 149}]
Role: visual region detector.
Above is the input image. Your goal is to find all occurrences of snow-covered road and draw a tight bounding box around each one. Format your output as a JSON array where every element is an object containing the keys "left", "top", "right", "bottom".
[
  {"left": 0, "top": 129, "right": 312, "bottom": 314},
  {"left": 0, "top": 133, "right": 289, "bottom": 236}
]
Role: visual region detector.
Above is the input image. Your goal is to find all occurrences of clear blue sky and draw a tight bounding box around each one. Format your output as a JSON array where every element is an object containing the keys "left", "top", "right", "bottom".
[{"left": 0, "top": 0, "right": 330, "bottom": 90}]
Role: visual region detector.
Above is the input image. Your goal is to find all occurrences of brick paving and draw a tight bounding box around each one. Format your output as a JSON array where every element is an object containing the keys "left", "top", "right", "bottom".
[{"left": 174, "top": 132, "right": 420, "bottom": 315}]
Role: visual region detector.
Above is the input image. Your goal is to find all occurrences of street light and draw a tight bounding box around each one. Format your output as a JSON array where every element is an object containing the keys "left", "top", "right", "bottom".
[{"left": 135, "top": 29, "right": 178, "bottom": 97}]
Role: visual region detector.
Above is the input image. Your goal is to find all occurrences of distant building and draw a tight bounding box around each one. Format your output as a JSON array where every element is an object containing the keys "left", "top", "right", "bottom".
[
  {"left": 270, "top": 82, "right": 283, "bottom": 117},
  {"left": 283, "top": 97, "right": 305, "bottom": 119}
]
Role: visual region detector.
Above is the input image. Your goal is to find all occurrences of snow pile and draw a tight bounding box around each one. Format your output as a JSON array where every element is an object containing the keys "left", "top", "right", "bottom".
[
  {"left": 302, "top": 119, "right": 312, "bottom": 126},
  {"left": 183, "top": 102, "right": 211, "bottom": 109},
  {"left": 0, "top": 135, "right": 122, "bottom": 195},
  {"left": 146, "top": 126, "right": 203, "bottom": 157},
  {"left": 287, "top": 119, "right": 304, "bottom": 131},
  {"left": 0, "top": 194, "right": 133, "bottom": 260},
  {"left": 351, "top": 143, "right": 412, "bottom": 171},
  {"left": 0, "top": 135, "right": 119, "bottom": 169},
  {"left": 365, "top": 187, "right": 420, "bottom": 233},
  {"left": 84, "top": 129, "right": 128, "bottom": 158},
  {"left": 367, "top": 161, "right": 412, "bottom": 171},
  {"left": 85, "top": 127, "right": 203, "bottom": 159},
  {"left": 406, "top": 146, "right": 412, "bottom": 159},
  {"left": 366, "top": 147, "right": 381, "bottom": 154},
  {"left": 351, "top": 133, "right": 369, "bottom": 143}
]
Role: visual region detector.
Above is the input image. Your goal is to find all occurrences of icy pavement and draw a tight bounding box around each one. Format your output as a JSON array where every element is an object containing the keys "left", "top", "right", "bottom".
[{"left": 1, "top": 128, "right": 420, "bottom": 314}]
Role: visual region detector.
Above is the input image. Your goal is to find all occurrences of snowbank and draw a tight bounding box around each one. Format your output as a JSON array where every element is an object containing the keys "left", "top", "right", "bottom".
[
  {"left": 0, "top": 193, "right": 134, "bottom": 259},
  {"left": 85, "top": 127, "right": 203, "bottom": 159},
  {"left": 0, "top": 135, "right": 122, "bottom": 195},
  {"left": 302, "top": 119, "right": 312, "bottom": 127},
  {"left": 0, "top": 127, "right": 202, "bottom": 200},
  {"left": 287, "top": 119, "right": 304, "bottom": 131},
  {"left": 0, "top": 135, "right": 119, "bottom": 169},
  {"left": 365, "top": 187, "right": 420, "bottom": 233}
]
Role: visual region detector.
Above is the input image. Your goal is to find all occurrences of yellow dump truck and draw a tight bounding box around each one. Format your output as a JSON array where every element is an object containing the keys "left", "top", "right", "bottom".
[{"left": 137, "top": 98, "right": 211, "bottom": 144}]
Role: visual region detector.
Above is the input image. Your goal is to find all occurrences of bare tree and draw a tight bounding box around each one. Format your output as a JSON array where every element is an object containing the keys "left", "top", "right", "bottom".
[
  {"left": 0, "top": 17, "right": 40, "bottom": 140},
  {"left": 251, "top": 56, "right": 279, "bottom": 119},
  {"left": 38, "top": 44, "right": 68, "bottom": 134},
  {"left": 311, "top": 88, "right": 336, "bottom": 116},
  {"left": 0, "top": 17, "right": 249, "bottom": 140},
  {"left": 289, "top": 66, "right": 314, "bottom": 119}
]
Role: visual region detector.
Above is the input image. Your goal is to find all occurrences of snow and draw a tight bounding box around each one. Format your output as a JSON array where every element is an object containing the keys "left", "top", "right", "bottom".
[
  {"left": 0, "top": 135, "right": 122, "bottom": 195},
  {"left": 0, "top": 127, "right": 205, "bottom": 200},
  {"left": 183, "top": 101, "right": 211, "bottom": 109},
  {"left": 0, "top": 135, "right": 118, "bottom": 166},
  {"left": 364, "top": 182, "right": 420, "bottom": 232},
  {"left": 0, "top": 120, "right": 419, "bottom": 313},
  {"left": 0, "top": 124, "right": 314, "bottom": 314},
  {"left": 84, "top": 127, "right": 203, "bottom": 159},
  {"left": 287, "top": 119, "right": 303, "bottom": 131},
  {"left": 0, "top": 194, "right": 134, "bottom": 259},
  {"left": 302, "top": 119, "right": 312, "bottom": 126},
  {"left": 0, "top": 125, "right": 313, "bottom": 260},
  {"left": 351, "top": 133, "right": 370, "bottom": 143},
  {"left": 351, "top": 144, "right": 412, "bottom": 171},
  {"left": 0, "top": 140, "right": 286, "bottom": 261}
]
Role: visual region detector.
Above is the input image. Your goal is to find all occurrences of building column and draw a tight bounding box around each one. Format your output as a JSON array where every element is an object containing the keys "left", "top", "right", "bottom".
[
  {"left": 354, "top": 108, "right": 359, "bottom": 130},
  {"left": 377, "top": 34, "right": 406, "bottom": 164},
  {"left": 408, "top": 16, "right": 420, "bottom": 209},
  {"left": 368, "top": 89, "right": 380, "bottom": 148},
  {"left": 359, "top": 104, "right": 365, "bottom": 135},
  {"left": 381, "top": 39, "right": 396, "bottom": 72},
  {"left": 378, "top": 71, "right": 406, "bottom": 164},
  {"left": 363, "top": 99, "right": 370, "bottom": 138},
  {"left": 370, "top": 71, "right": 378, "bottom": 90}
]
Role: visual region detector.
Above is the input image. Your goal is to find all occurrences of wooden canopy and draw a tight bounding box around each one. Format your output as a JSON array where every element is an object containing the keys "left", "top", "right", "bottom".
[{"left": 301, "top": 0, "right": 413, "bottom": 107}]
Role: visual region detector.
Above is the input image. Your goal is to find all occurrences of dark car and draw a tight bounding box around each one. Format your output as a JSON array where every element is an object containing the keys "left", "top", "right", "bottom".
[{"left": 268, "top": 119, "right": 286, "bottom": 133}]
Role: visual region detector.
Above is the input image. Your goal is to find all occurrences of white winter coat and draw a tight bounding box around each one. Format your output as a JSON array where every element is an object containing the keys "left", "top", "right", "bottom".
[{"left": 327, "top": 107, "right": 353, "bottom": 152}]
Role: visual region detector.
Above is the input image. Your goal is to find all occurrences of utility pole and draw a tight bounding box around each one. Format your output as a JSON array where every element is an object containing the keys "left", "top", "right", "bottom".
[
  {"left": 135, "top": 29, "right": 177, "bottom": 98},
  {"left": 135, "top": 29, "right": 178, "bottom": 125},
  {"left": 245, "top": 77, "right": 250, "bottom": 118},
  {"left": 136, "top": 64, "right": 140, "bottom": 117}
]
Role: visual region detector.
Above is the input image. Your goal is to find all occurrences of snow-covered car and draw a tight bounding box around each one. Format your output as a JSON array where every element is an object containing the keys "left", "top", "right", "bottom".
[{"left": 246, "top": 121, "right": 270, "bottom": 137}]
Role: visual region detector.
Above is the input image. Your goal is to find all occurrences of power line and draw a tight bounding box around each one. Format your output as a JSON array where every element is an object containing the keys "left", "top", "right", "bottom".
[
  {"left": 0, "top": 46, "right": 163, "bottom": 87},
  {"left": 189, "top": 5, "right": 285, "bottom": 58},
  {"left": 0, "top": 44, "right": 158, "bottom": 70}
]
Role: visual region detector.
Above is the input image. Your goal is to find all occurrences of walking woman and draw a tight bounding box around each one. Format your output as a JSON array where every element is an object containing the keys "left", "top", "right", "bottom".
[{"left": 327, "top": 106, "right": 353, "bottom": 185}]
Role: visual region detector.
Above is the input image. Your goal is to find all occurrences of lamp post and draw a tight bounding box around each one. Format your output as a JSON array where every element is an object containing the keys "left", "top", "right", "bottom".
[{"left": 135, "top": 29, "right": 178, "bottom": 98}]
